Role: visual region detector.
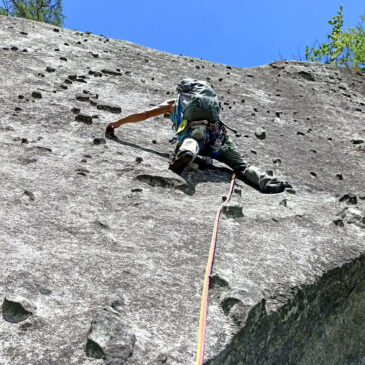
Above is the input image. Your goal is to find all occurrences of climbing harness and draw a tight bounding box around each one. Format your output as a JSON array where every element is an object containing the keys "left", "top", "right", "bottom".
[{"left": 195, "top": 172, "right": 236, "bottom": 365}]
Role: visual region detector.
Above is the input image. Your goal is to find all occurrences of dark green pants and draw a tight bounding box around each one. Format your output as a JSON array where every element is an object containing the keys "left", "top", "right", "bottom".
[
  {"left": 215, "top": 148, "right": 273, "bottom": 191},
  {"left": 177, "top": 130, "right": 273, "bottom": 192}
]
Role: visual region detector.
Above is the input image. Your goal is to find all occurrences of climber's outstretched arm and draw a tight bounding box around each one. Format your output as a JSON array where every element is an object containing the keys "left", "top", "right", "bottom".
[{"left": 106, "top": 99, "right": 175, "bottom": 131}]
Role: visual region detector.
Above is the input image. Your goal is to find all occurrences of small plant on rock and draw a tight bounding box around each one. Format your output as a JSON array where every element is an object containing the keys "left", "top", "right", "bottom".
[{"left": 0, "top": 0, "right": 64, "bottom": 26}]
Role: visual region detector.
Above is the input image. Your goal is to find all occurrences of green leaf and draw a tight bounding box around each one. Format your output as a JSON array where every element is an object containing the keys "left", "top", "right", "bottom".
[{"left": 303, "top": 5, "right": 365, "bottom": 72}]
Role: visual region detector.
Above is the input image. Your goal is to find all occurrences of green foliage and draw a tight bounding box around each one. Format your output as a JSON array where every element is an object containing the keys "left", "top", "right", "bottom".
[
  {"left": 305, "top": 5, "right": 365, "bottom": 72},
  {"left": 0, "top": 0, "right": 64, "bottom": 26}
]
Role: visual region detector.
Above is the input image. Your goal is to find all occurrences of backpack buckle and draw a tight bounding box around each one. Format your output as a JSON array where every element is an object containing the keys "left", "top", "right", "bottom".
[{"left": 188, "top": 120, "right": 209, "bottom": 127}]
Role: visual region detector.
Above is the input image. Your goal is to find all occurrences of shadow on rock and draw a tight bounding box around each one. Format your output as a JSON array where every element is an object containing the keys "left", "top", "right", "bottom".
[
  {"left": 135, "top": 164, "right": 239, "bottom": 196},
  {"left": 2, "top": 296, "right": 36, "bottom": 323},
  {"left": 182, "top": 162, "right": 263, "bottom": 195},
  {"left": 107, "top": 131, "right": 262, "bottom": 195},
  {"left": 206, "top": 254, "right": 365, "bottom": 365},
  {"left": 106, "top": 131, "right": 170, "bottom": 159}
]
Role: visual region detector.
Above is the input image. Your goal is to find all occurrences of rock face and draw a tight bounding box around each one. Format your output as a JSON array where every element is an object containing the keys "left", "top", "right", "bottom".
[
  {"left": 207, "top": 255, "right": 365, "bottom": 365},
  {"left": 2, "top": 296, "right": 36, "bottom": 323},
  {"left": 0, "top": 15, "right": 365, "bottom": 365},
  {"left": 86, "top": 307, "right": 136, "bottom": 364}
]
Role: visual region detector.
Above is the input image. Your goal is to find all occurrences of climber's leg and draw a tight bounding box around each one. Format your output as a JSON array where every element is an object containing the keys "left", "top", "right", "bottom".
[{"left": 216, "top": 148, "right": 291, "bottom": 193}]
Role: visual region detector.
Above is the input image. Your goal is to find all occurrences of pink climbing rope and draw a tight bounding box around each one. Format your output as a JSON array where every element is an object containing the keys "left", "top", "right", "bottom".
[{"left": 195, "top": 173, "right": 236, "bottom": 365}]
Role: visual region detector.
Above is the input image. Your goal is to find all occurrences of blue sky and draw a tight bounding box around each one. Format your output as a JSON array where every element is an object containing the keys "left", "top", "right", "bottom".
[{"left": 63, "top": 0, "right": 364, "bottom": 68}]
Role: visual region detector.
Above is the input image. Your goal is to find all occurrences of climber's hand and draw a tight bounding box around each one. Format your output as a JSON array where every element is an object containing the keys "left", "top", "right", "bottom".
[{"left": 105, "top": 123, "right": 116, "bottom": 138}]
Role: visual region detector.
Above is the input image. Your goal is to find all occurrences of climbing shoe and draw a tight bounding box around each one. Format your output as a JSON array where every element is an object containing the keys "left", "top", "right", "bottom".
[
  {"left": 169, "top": 151, "right": 194, "bottom": 174},
  {"left": 264, "top": 181, "right": 292, "bottom": 194}
]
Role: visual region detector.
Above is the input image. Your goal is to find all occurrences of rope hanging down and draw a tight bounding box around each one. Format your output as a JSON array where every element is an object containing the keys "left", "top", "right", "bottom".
[{"left": 195, "top": 173, "right": 236, "bottom": 365}]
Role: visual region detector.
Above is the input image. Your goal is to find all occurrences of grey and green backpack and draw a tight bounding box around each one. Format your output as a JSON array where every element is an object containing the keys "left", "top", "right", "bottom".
[{"left": 171, "top": 79, "right": 221, "bottom": 134}]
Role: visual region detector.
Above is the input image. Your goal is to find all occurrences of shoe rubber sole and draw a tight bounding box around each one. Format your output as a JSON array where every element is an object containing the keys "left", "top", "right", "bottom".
[{"left": 169, "top": 152, "right": 194, "bottom": 173}]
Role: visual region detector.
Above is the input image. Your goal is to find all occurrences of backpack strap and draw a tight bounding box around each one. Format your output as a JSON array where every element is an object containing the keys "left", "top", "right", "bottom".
[{"left": 171, "top": 93, "right": 183, "bottom": 130}]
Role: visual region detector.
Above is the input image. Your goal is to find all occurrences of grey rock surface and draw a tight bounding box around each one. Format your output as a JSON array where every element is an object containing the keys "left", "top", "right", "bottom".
[
  {"left": 2, "top": 295, "right": 36, "bottom": 323},
  {"left": 96, "top": 102, "right": 121, "bottom": 114},
  {"left": 222, "top": 205, "right": 244, "bottom": 219},
  {"left": 254, "top": 127, "right": 266, "bottom": 140},
  {"left": 0, "top": 15, "right": 365, "bottom": 365},
  {"left": 135, "top": 170, "right": 191, "bottom": 193},
  {"left": 86, "top": 307, "right": 136, "bottom": 364}
]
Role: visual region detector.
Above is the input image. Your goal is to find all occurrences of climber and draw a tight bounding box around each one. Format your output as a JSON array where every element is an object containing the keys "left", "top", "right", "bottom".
[{"left": 106, "top": 79, "right": 292, "bottom": 194}]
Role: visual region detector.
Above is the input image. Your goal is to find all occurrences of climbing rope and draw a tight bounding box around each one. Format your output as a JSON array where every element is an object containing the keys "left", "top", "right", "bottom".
[{"left": 195, "top": 172, "right": 236, "bottom": 365}]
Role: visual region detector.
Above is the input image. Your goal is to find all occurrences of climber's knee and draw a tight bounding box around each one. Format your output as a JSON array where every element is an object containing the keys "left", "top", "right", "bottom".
[{"left": 179, "top": 137, "right": 200, "bottom": 159}]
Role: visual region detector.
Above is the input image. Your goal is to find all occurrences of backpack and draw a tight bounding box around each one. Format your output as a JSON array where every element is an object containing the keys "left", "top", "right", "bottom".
[{"left": 171, "top": 79, "right": 221, "bottom": 134}]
